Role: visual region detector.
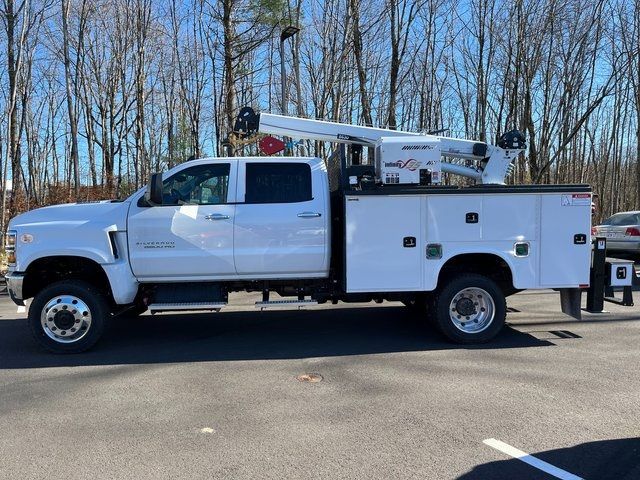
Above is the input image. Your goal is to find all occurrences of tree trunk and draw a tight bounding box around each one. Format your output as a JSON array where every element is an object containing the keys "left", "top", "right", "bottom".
[
  {"left": 387, "top": 0, "right": 399, "bottom": 129},
  {"left": 222, "top": 0, "right": 236, "bottom": 151},
  {"left": 61, "top": 0, "right": 80, "bottom": 195},
  {"left": 3, "top": 0, "right": 21, "bottom": 224},
  {"left": 350, "top": 0, "right": 373, "bottom": 127}
]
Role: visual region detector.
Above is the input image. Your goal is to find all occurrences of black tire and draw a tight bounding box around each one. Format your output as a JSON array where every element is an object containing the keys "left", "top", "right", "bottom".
[
  {"left": 28, "top": 280, "right": 109, "bottom": 353},
  {"left": 433, "top": 273, "right": 506, "bottom": 344}
]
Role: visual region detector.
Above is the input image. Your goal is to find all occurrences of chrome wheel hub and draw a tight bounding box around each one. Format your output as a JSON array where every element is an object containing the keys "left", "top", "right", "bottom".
[
  {"left": 40, "top": 295, "right": 92, "bottom": 344},
  {"left": 449, "top": 287, "right": 495, "bottom": 334}
]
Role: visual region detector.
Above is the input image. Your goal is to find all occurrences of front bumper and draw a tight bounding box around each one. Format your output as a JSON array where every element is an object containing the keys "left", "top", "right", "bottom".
[{"left": 4, "top": 272, "right": 25, "bottom": 306}]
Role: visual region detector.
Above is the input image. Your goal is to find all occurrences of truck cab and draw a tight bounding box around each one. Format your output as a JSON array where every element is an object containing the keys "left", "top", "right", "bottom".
[{"left": 127, "top": 157, "right": 330, "bottom": 281}]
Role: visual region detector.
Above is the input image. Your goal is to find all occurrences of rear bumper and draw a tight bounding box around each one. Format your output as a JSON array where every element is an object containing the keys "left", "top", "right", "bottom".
[{"left": 4, "top": 272, "right": 25, "bottom": 306}]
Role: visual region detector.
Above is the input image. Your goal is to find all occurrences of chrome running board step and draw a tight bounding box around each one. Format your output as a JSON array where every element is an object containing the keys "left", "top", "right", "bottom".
[
  {"left": 255, "top": 299, "right": 318, "bottom": 310},
  {"left": 148, "top": 302, "right": 226, "bottom": 313}
]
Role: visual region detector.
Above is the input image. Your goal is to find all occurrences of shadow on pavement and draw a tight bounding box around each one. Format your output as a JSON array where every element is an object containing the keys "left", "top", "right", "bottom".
[
  {"left": 0, "top": 305, "right": 553, "bottom": 368},
  {"left": 458, "top": 437, "right": 640, "bottom": 480},
  {"left": 517, "top": 314, "right": 640, "bottom": 327}
]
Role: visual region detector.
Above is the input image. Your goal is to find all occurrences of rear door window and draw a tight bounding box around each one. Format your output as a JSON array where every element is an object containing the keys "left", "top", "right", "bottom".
[{"left": 245, "top": 163, "right": 312, "bottom": 203}]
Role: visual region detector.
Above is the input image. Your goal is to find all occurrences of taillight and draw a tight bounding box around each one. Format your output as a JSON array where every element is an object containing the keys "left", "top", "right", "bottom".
[{"left": 625, "top": 227, "right": 640, "bottom": 237}]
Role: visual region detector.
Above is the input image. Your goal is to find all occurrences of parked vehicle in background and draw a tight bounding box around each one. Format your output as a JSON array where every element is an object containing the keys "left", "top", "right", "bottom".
[{"left": 594, "top": 211, "right": 640, "bottom": 259}]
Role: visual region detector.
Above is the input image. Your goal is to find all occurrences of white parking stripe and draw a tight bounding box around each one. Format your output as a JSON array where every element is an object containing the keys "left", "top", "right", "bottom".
[
  {"left": 17, "top": 306, "right": 26, "bottom": 313},
  {"left": 483, "top": 438, "right": 584, "bottom": 480}
]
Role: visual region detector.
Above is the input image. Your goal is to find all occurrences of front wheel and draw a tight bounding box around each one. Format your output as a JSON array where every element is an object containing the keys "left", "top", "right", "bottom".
[
  {"left": 28, "top": 280, "right": 109, "bottom": 353},
  {"left": 433, "top": 274, "right": 506, "bottom": 344}
]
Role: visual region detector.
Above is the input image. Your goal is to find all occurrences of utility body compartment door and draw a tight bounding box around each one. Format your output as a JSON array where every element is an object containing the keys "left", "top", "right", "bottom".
[
  {"left": 233, "top": 159, "right": 330, "bottom": 277},
  {"left": 539, "top": 193, "right": 591, "bottom": 286},
  {"left": 345, "top": 195, "right": 422, "bottom": 292}
]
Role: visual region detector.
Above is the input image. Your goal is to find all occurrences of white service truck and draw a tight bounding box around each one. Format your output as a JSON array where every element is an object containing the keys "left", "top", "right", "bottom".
[{"left": 4, "top": 109, "right": 594, "bottom": 353}]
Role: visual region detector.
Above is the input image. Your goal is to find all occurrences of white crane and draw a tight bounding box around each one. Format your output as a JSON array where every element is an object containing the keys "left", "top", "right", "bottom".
[{"left": 233, "top": 107, "right": 526, "bottom": 185}]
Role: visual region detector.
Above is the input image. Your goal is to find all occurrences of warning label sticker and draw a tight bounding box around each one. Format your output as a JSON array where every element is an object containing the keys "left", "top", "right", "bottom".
[{"left": 561, "top": 193, "right": 591, "bottom": 206}]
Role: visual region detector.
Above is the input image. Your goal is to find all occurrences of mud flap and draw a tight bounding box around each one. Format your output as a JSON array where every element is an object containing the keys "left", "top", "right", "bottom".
[{"left": 560, "top": 288, "right": 582, "bottom": 320}]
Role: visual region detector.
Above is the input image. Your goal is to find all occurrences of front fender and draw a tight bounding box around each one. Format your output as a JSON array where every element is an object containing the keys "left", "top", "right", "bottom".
[
  {"left": 20, "top": 246, "right": 112, "bottom": 270},
  {"left": 16, "top": 233, "right": 138, "bottom": 306}
]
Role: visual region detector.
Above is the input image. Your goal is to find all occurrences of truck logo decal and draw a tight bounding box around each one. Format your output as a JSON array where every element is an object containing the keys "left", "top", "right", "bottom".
[
  {"left": 384, "top": 159, "right": 422, "bottom": 171},
  {"left": 136, "top": 241, "right": 175, "bottom": 249}
]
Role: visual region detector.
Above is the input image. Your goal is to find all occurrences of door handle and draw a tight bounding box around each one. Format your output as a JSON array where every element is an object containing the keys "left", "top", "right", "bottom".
[
  {"left": 297, "top": 212, "right": 322, "bottom": 218},
  {"left": 204, "top": 213, "right": 230, "bottom": 220}
]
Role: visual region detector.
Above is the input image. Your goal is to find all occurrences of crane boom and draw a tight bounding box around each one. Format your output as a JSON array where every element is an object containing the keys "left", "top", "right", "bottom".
[{"left": 233, "top": 108, "right": 526, "bottom": 184}]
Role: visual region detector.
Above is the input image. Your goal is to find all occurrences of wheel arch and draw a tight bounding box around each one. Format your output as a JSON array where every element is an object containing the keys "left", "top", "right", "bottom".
[
  {"left": 23, "top": 255, "right": 114, "bottom": 302},
  {"left": 437, "top": 252, "right": 517, "bottom": 296}
]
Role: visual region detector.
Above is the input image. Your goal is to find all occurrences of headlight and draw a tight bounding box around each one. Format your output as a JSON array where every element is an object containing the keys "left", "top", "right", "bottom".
[
  {"left": 5, "top": 230, "right": 16, "bottom": 265},
  {"left": 6, "top": 231, "right": 16, "bottom": 247}
]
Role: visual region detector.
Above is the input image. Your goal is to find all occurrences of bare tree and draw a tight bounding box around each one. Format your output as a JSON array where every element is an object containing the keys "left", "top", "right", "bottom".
[
  {"left": 0, "top": 0, "right": 638, "bottom": 222},
  {"left": 61, "top": 0, "right": 79, "bottom": 194}
]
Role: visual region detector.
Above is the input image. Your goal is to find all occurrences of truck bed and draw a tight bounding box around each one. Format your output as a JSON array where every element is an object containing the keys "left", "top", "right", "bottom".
[{"left": 341, "top": 184, "right": 592, "bottom": 293}]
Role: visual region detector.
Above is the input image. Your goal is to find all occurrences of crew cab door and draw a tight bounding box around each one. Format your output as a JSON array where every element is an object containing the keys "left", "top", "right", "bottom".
[
  {"left": 128, "top": 162, "right": 238, "bottom": 280},
  {"left": 233, "top": 160, "right": 329, "bottom": 277}
]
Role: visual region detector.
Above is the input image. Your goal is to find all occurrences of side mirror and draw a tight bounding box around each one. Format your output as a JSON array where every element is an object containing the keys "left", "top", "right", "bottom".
[{"left": 145, "top": 172, "right": 163, "bottom": 205}]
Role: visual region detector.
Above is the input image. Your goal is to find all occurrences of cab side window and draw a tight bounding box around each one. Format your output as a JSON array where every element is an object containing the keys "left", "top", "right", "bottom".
[
  {"left": 162, "top": 164, "right": 230, "bottom": 205},
  {"left": 245, "top": 163, "right": 312, "bottom": 203}
]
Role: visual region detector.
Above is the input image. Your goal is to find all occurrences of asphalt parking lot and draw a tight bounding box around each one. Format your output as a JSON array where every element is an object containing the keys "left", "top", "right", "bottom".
[{"left": 0, "top": 290, "right": 639, "bottom": 479}]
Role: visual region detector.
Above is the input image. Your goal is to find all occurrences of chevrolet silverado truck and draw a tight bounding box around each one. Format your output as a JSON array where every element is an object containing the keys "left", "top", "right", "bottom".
[{"left": 4, "top": 111, "right": 593, "bottom": 353}]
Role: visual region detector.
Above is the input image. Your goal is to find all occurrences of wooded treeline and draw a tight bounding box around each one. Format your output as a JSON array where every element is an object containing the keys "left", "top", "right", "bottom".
[{"left": 1, "top": 0, "right": 639, "bottom": 231}]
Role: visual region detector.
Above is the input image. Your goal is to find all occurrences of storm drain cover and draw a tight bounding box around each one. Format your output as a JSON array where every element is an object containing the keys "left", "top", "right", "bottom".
[{"left": 296, "top": 373, "right": 323, "bottom": 383}]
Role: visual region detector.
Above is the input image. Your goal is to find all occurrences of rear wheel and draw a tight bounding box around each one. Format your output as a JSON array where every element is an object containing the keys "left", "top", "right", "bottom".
[
  {"left": 433, "top": 274, "right": 506, "bottom": 344},
  {"left": 28, "top": 280, "right": 109, "bottom": 353}
]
